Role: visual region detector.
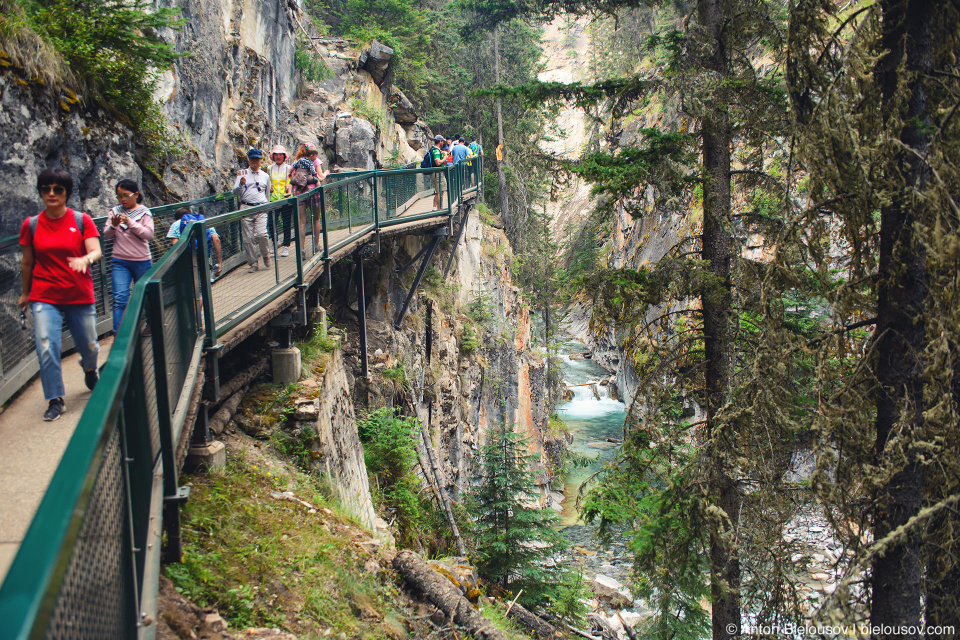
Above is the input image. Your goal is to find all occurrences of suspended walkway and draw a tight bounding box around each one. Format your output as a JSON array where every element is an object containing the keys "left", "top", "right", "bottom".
[{"left": 0, "top": 158, "right": 483, "bottom": 639}]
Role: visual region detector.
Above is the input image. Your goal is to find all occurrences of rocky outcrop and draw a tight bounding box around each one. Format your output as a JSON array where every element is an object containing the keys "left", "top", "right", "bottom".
[
  {"left": 302, "top": 349, "right": 377, "bottom": 529},
  {"left": 389, "top": 87, "right": 418, "bottom": 125},
  {"left": 358, "top": 40, "right": 394, "bottom": 89}
]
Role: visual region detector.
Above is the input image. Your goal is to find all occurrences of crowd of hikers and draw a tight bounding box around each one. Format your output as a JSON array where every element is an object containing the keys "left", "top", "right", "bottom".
[
  {"left": 420, "top": 134, "right": 483, "bottom": 210},
  {"left": 18, "top": 134, "right": 480, "bottom": 421}
]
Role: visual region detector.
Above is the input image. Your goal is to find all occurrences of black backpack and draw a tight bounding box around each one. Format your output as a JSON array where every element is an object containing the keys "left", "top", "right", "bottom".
[{"left": 420, "top": 151, "right": 433, "bottom": 169}]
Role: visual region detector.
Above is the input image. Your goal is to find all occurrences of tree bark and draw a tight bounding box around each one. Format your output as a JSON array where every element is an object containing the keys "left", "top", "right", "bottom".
[
  {"left": 696, "top": 1, "right": 739, "bottom": 640},
  {"left": 494, "top": 25, "right": 510, "bottom": 225},
  {"left": 208, "top": 388, "right": 247, "bottom": 436},
  {"left": 216, "top": 357, "right": 269, "bottom": 402},
  {"left": 870, "top": 1, "right": 931, "bottom": 636},
  {"left": 419, "top": 408, "right": 468, "bottom": 556},
  {"left": 393, "top": 551, "right": 510, "bottom": 640},
  {"left": 499, "top": 600, "right": 563, "bottom": 639}
]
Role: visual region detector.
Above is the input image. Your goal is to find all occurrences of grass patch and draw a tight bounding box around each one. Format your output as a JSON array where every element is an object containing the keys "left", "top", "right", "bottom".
[
  {"left": 167, "top": 455, "right": 402, "bottom": 637},
  {"left": 381, "top": 361, "right": 408, "bottom": 388},
  {"left": 299, "top": 325, "right": 340, "bottom": 378},
  {"left": 350, "top": 96, "right": 386, "bottom": 130}
]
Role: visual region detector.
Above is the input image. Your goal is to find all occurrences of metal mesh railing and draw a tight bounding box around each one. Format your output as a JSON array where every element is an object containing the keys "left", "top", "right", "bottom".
[{"left": 0, "top": 158, "right": 484, "bottom": 639}]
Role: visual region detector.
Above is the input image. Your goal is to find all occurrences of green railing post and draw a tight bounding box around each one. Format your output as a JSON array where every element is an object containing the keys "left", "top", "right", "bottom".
[
  {"left": 320, "top": 187, "right": 330, "bottom": 259},
  {"left": 293, "top": 199, "right": 304, "bottom": 286},
  {"left": 373, "top": 174, "right": 380, "bottom": 249},
  {"left": 196, "top": 221, "right": 216, "bottom": 348}
]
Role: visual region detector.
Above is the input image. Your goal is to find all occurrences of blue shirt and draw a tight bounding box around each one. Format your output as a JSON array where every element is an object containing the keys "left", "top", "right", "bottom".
[{"left": 452, "top": 143, "right": 470, "bottom": 164}]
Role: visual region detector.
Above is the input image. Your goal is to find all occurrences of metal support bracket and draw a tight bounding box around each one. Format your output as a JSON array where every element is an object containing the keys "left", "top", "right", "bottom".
[
  {"left": 164, "top": 486, "right": 191, "bottom": 505},
  {"left": 354, "top": 248, "right": 369, "bottom": 378},
  {"left": 444, "top": 204, "right": 472, "bottom": 279},
  {"left": 394, "top": 233, "right": 442, "bottom": 330}
]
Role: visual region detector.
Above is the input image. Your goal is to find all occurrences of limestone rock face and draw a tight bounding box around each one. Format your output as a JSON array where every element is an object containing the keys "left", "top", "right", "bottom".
[
  {"left": 0, "top": 77, "right": 141, "bottom": 235},
  {"left": 1, "top": 0, "right": 425, "bottom": 233},
  {"left": 340, "top": 211, "right": 566, "bottom": 505}
]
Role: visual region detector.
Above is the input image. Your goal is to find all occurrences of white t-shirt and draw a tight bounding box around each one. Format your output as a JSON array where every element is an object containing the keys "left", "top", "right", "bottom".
[{"left": 233, "top": 168, "right": 271, "bottom": 205}]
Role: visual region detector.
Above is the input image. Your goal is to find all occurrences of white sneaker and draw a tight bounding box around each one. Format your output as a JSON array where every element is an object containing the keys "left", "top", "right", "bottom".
[
  {"left": 280, "top": 246, "right": 289, "bottom": 257},
  {"left": 247, "top": 265, "right": 259, "bottom": 273}
]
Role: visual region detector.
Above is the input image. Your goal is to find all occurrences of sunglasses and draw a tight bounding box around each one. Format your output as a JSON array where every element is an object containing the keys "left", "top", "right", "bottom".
[{"left": 39, "top": 185, "right": 66, "bottom": 195}]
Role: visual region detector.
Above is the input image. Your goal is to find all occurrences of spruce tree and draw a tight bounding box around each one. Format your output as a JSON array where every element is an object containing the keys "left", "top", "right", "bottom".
[{"left": 471, "top": 420, "right": 568, "bottom": 607}]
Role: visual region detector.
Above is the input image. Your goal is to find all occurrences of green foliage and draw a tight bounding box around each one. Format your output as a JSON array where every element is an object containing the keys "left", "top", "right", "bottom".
[
  {"left": 470, "top": 420, "right": 569, "bottom": 607},
  {"left": 466, "top": 290, "right": 494, "bottom": 326},
  {"left": 548, "top": 571, "right": 591, "bottom": 628},
  {"left": 582, "top": 393, "right": 711, "bottom": 640},
  {"left": 7, "top": 0, "right": 185, "bottom": 153},
  {"left": 295, "top": 44, "right": 333, "bottom": 83},
  {"left": 381, "top": 361, "right": 408, "bottom": 388},
  {"left": 349, "top": 97, "right": 386, "bottom": 130},
  {"left": 422, "top": 266, "right": 443, "bottom": 289},
  {"left": 460, "top": 323, "right": 479, "bottom": 353},
  {"left": 571, "top": 128, "right": 697, "bottom": 216},
  {"left": 303, "top": 0, "right": 433, "bottom": 89},
  {"left": 357, "top": 408, "right": 428, "bottom": 547}
]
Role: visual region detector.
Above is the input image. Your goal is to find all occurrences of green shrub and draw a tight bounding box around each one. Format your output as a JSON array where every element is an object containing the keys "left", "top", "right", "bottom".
[
  {"left": 461, "top": 324, "right": 479, "bottom": 353},
  {"left": 295, "top": 44, "right": 333, "bottom": 83},
  {"left": 357, "top": 408, "right": 428, "bottom": 546}
]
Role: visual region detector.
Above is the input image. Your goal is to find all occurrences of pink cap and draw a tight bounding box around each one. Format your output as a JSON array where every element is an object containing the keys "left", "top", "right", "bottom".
[{"left": 270, "top": 145, "right": 288, "bottom": 160}]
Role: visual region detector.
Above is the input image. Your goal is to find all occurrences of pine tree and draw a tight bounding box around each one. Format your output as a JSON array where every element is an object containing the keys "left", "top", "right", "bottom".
[{"left": 471, "top": 420, "right": 568, "bottom": 607}]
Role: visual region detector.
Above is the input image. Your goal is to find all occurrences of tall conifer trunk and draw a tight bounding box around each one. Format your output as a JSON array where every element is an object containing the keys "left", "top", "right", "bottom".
[
  {"left": 871, "top": 0, "right": 931, "bottom": 635},
  {"left": 697, "top": 1, "right": 739, "bottom": 638},
  {"left": 494, "top": 25, "right": 510, "bottom": 224}
]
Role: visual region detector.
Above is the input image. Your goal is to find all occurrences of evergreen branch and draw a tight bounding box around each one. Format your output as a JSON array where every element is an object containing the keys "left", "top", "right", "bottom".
[{"left": 814, "top": 3, "right": 876, "bottom": 71}]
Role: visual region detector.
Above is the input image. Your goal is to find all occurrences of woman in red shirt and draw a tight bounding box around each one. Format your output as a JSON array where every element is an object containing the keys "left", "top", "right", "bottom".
[{"left": 18, "top": 169, "right": 103, "bottom": 421}]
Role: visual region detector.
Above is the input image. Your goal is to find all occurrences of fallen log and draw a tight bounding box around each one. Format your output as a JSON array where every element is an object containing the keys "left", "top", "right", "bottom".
[
  {"left": 217, "top": 357, "right": 270, "bottom": 401},
  {"left": 393, "top": 551, "right": 509, "bottom": 640},
  {"left": 499, "top": 600, "right": 563, "bottom": 638},
  {"left": 208, "top": 388, "right": 247, "bottom": 436}
]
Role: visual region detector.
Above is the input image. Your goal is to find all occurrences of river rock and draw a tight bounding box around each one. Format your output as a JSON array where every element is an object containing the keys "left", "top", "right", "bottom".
[
  {"left": 608, "top": 381, "right": 620, "bottom": 402},
  {"left": 591, "top": 574, "right": 633, "bottom": 608}
]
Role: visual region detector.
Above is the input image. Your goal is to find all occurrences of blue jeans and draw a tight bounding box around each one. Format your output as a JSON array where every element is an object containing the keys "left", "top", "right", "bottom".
[
  {"left": 111, "top": 258, "right": 152, "bottom": 333},
  {"left": 32, "top": 302, "right": 100, "bottom": 401}
]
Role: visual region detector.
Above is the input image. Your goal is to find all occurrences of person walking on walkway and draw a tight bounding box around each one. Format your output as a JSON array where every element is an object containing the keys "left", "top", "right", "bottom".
[
  {"left": 104, "top": 179, "right": 154, "bottom": 334},
  {"left": 234, "top": 148, "right": 273, "bottom": 272},
  {"left": 452, "top": 137, "right": 470, "bottom": 166},
  {"left": 268, "top": 145, "right": 293, "bottom": 256},
  {"left": 429, "top": 135, "right": 446, "bottom": 210},
  {"left": 18, "top": 169, "right": 102, "bottom": 421},
  {"left": 167, "top": 207, "right": 223, "bottom": 281}
]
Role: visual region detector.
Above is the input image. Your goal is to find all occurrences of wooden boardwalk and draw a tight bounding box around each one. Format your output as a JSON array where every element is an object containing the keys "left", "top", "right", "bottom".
[{"left": 0, "top": 189, "right": 463, "bottom": 584}]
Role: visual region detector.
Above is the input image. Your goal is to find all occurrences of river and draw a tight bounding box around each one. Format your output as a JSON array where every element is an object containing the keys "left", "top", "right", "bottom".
[{"left": 556, "top": 338, "right": 627, "bottom": 525}]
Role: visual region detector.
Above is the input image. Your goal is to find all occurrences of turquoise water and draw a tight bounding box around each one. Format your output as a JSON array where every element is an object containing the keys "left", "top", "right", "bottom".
[{"left": 556, "top": 340, "right": 627, "bottom": 524}]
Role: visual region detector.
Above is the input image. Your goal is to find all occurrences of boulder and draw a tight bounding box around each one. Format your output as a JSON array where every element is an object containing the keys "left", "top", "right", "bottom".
[
  {"left": 358, "top": 40, "right": 394, "bottom": 88},
  {"left": 403, "top": 119, "right": 431, "bottom": 151},
  {"left": 389, "top": 86, "right": 418, "bottom": 124},
  {"left": 591, "top": 574, "right": 633, "bottom": 608},
  {"left": 334, "top": 115, "right": 377, "bottom": 169}
]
